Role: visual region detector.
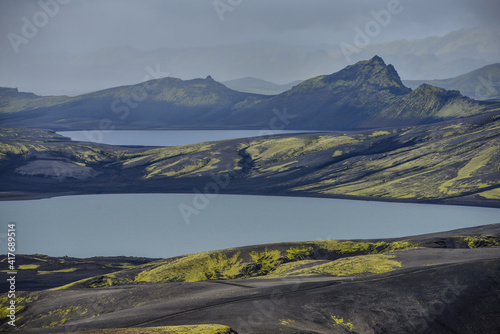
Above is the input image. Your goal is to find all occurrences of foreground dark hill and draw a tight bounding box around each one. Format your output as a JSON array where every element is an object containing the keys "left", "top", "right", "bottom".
[
  {"left": 3, "top": 224, "right": 500, "bottom": 333},
  {"left": 0, "top": 255, "right": 158, "bottom": 292},
  {"left": 404, "top": 63, "right": 500, "bottom": 101},
  {"left": 0, "top": 57, "right": 497, "bottom": 131},
  {"left": 1, "top": 110, "right": 499, "bottom": 207}
]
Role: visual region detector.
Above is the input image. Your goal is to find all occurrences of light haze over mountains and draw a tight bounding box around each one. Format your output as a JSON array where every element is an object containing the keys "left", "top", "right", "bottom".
[{"left": 0, "top": 0, "right": 499, "bottom": 96}]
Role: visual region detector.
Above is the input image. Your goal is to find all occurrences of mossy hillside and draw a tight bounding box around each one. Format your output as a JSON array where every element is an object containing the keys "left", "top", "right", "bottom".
[
  {"left": 267, "top": 254, "right": 402, "bottom": 278},
  {"left": 61, "top": 325, "right": 236, "bottom": 334},
  {"left": 104, "top": 240, "right": 417, "bottom": 285},
  {"left": 479, "top": 188, "right": 500, "bottom": 199},
  {"left": 288, "top": 115, "right": 500, "bottom": 201},
  {"left": 380, "top": 84, "right": 478, "bottom": 120},
  {"left": 2, "top": 111, "right": 500, "bottom": 207},
  {"left": 265, "top": 260, "right": 323, "bottom": 278},
  {"left": 0, "top": 88, "right": 71, "bottom": 114},
  {"left": 138, "top": 142, "right": 236, "bottom": 179},
  {"left": 0, "top": 293, "right": 39, "bottom": 325},
  {"left": 47, "top": 239, "right": 416, "bottom": 289},
  {"left": 249, "top": 249, "right": 283, "bottom": 274},
  {"left": 135, "top": 251, "right": 246, "bottom": 283},
  {"left": 242, "top": 134, "right": 359, "bottom": 167},
  {"left": 463, "top": 235, "right": 500, "bottom": 249},
  {"left": 438, "top": 145, "right": 498, "bottom": 195},
  {"left": 0, "top": 127, "right": 125, "bottom": 166}
]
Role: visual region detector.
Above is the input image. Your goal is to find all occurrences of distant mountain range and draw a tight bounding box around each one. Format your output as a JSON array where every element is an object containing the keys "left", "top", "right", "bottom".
[
  {"left": 222, "top": 77, "right": 303, "bottom": 95},
  {"left": 404, "top": 63, "right": 500, "bottom": 101},
  {"left": 0, "top": 28, "right": 498, "bottom": 96},
  {"left": 1, "top": 56, "right": 498, "bottom": 131}
]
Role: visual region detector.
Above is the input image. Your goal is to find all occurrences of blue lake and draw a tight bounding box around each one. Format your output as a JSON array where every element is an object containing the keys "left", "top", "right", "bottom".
[
  {"left": 57, "top": 129, "right": 320, "bottom": 146},
  {"left": 1, "top": 194, "right": 499, "bottom": 258}
]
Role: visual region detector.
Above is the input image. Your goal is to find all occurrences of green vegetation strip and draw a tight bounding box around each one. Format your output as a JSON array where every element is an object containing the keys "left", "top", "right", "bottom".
[
  {"left": 265, "top": 254, "right": 402, "bottom": 278},
  {"left": 64, "top": 325, "right": 235, "bottom": 334},
  {"left": 18, "top": 264, "right": 40, "bottom": 270},
  {"left": 463, "top": 235, "right": 500, "bottom": 249},
  {"left": 38, "top": 268, "right": 78, "bottom": 275}
]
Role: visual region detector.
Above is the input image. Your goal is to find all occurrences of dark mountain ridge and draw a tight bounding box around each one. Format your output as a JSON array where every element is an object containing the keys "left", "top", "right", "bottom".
[
  {"left": 0, "top": 56, "right": 497, "bottom": 130},
  {"left": 230, "top": 56, "right": 491, "bottom": 129}
]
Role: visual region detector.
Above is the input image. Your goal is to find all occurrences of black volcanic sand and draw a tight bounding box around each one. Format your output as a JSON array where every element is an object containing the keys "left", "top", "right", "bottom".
[
  {"left": 0, "top": 256, "right": 159, "bottom": 292},
  {"left": 2, "top": 224, "right": 499, "bottom": 334}
]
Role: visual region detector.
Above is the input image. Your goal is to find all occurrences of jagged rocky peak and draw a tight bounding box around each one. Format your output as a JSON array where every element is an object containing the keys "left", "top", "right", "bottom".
[
  {"left": 291, "top": 55, "right": 411, "bottom": 96},
  {"left": 325, "top": 55, "right": 410, "bottom": 94}
]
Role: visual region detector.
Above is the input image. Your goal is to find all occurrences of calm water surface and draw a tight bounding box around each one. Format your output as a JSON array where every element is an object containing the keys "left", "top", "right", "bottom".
[
  {"left": 57, "top": 129, "right": 319, "bottom": 146},
  {"left": 1, "top": 194, "right": 498, "bottom": 258}
]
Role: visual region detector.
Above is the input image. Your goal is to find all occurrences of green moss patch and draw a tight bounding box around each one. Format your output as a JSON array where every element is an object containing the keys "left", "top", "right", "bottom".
[
  {"left": 18, "top": 264, "right": 40, "bottom": 270},
  {"left": 463, "top": 235, "right": 500, "bottom": 249},
  {"left": 38, "top": 268, "right": 77, "bottom": 275},
  {"left": 135, "top": 251, "right": 245, "bottom": 283},
  {"left": 63, "top": 325, "right": 236, "bottom": 334},
  {"left": 267, "top": 254, "right": 402, "bottom": 278}
]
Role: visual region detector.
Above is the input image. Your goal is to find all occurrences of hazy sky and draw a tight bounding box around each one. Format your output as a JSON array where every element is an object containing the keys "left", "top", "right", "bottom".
[
  {"left": 1, "top": 0, "right": 499, "bottom": 54},
  {"left": 1, "top": 0, "right": 499, "bottom": 95}
]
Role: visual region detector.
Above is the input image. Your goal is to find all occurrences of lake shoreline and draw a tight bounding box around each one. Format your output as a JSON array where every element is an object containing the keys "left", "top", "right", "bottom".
[{"left": 1, "top": 188, "right": 499, "bottom": 209}]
